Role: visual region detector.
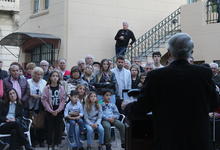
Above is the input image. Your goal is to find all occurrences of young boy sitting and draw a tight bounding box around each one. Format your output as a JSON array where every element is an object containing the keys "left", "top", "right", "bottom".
[
  {"left": 101, "top": 90, "right": 125, "bottom": 150},
  {"left": 64, "top": 90, "right": 84, "bottom": 149}
]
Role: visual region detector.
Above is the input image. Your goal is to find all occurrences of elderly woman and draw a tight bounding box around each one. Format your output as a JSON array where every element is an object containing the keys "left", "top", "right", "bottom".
[
  {"left": 27, "top": 67, "right": 47, "bottom": 147},
  {"left": 67, "top": 66, "right": 88, "bottom": 95},
  {"left": 0, "top": 88, "right": 33, "bottom": 150},
  {"left": 25, "top": 62, "right": 36, "bottom": 79}
]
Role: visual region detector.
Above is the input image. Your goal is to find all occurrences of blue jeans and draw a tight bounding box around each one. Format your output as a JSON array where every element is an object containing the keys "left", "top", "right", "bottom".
[
  {"left": 115, "top": 46, "right": 127, "bottom": 56},
  {"left": 68, "top": 119, "right": 84, "bottom": 148},
  {"left": 97, "top": 94, "right": 116, "bottom": 104},
  {"left": 85, "top": 124, "right": 104, "bottom": 145}
]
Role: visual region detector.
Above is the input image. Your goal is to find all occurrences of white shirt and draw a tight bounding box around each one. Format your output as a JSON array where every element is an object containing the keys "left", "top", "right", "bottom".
[
  {"left": 111, "top": 67, "right": 131, "bottom": 99},
  {"left": 27, "top": 78, "right": 47, "bottom": 95}
]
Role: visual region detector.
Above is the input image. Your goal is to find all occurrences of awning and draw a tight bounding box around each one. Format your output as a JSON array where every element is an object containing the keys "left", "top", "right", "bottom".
[{"left": 0, "top": 32, "right": 61, "bottom": 52}]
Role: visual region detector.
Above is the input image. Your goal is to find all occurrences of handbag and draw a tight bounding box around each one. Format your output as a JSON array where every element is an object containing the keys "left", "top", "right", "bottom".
[
  {"left": 0, "top": 80, "right": 3, "bottom": 98},
  {"left": 32, "top": 111, "right": 45, "bottom": 129}
]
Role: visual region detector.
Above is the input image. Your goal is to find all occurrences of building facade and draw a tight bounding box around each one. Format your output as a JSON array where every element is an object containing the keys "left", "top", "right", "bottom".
[
  {"left": 15, "top": 0, "right": 186, "bottom": 68},
  {"left": 0, "top": 0, "right": 19, "bottom": 70}
]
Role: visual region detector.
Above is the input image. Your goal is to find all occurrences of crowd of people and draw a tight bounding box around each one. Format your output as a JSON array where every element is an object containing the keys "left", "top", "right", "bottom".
[
  {"left": 0, "top": 52, "right": 163, "bottom": 150},
  {"left": 0, "top": 42, "right": 220, "bottom": 150}
]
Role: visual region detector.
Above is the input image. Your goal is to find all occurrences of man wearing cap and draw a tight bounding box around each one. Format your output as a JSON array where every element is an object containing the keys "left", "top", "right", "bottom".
[{"left": 114, "top": 22, "right": 136, "bottom": 56}]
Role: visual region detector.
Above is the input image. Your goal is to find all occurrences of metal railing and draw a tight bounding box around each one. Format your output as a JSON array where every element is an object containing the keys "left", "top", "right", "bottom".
[
  {"left": 206, "top": 0, "right": 220, "bottom": 24},
  {"left": 112, "top": 8, "right": 181, "bottom": 63}
]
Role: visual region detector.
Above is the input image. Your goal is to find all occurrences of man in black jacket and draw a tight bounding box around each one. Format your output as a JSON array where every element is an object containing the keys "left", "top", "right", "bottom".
[
  {"left": 126, "top": 33, "right": 218, "bottom": 150},
  {"left": 114, "top": 22, "right": 136, "bottom": 56}
]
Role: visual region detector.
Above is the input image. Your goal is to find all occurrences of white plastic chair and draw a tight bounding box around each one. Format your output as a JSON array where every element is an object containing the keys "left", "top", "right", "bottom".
[
  {"left": 0, "top": 117, "right": 32, "bottom": 146},
  {"left": 110, "top": 114, "right": 125, "bottom": 145}
]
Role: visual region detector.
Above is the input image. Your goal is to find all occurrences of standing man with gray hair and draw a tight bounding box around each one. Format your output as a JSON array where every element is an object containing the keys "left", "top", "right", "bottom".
[
  {"left": 126, "top": 33, "right": 218, "bottom": 150},
  {"left": 40, "top": 60, "right": 50, "bottom": 81},
  {"left": 114, "top": 22, "right": 136, "bottom": 56}
]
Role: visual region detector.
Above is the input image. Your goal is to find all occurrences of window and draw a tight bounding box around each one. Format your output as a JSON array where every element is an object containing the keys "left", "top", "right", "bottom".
[
  {"left": 45, "top": 0, "right": 49, "bottom": 9},
  {"left": 33, "top": 0, "right": 40, "bottom": 13},
  {"left": 31, "top": 44, "right": 56, "bottom": 65},
  {"left": 187, "top": 0, "right": 197, "bottom": 4}
]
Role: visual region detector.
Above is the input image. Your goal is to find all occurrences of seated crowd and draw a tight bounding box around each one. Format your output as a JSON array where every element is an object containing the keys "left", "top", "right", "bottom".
[{"left": 0, "top": 52, "right": 219, "bottom": 150}]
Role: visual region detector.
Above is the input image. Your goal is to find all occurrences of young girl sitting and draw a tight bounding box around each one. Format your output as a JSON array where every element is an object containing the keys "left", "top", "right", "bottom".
[
  {"left": 64, "top": 90, "right": 84, "bottom": 150},
  {"left": 84, "top": 92, "right": 104, "bottom": 150},
  {"left": 41, "top": 70, "right": 66, "bottom": 150}
]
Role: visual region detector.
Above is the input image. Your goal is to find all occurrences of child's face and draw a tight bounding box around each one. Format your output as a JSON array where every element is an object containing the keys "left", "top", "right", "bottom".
[
  {"left": 50, "top": 72, "right": 59, "bottom": 83},
  {"left": 140, "top": 75, "right": 146, "bottom": 83},
  {"left": 90, "top": 93, "right": 97, "bottom": 103},
  {"left": 103, "top": 92, "right": 111, "bottom": 102},
  {"left": 70, "top": 95, "right": 78, "bottom": 104},
  {"left": 77, "top": 86, "right": 86, "bottom": 96}
]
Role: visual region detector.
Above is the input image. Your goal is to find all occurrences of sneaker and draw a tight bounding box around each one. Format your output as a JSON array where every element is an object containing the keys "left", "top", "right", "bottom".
[
  {"left": 106, "top": 144, "right": 112, "bottom": 150},
  {"left": 121, "top": 143, "right": 125, "bottom": 148},
  {"left": 79, "top": 147, "right": 84, "bottom": 150},
  {"left": 87, "top": 146, "right": 92, "bottom": 150},
  {"left": 0, "top": 143, "right": 9, "bottom": 150},
  {"left": 98, "top": 145, "right": 103, "bottom": 150}
]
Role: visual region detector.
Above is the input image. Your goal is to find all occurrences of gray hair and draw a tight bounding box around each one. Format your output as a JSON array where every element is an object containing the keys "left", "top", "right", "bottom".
[
  {"left": 40, "top": 60, "right": 49, "bottom": 66},
  {"left": 85, "top": 55, "right": 94, "bottom": 60},
  {"left": 58, "top": 58, "right": 67, "bottom": 63},
  {"left": 77, "top": 59, "right": 85, "bottom": 65},
  {"left": 168, "top": 33, "right": 194, "bottom": 60},
  {"left": 123, "top": 22, "right": 128, "bottom": 26},
  {"left": 32, "top": 67, "right": 44, "bottom": 77},
  {"left": 125, "top": 59, "right": 131, "bottom": 66},
  {"left": 210, "top": 62, "right": 219, "bottom": 69}
]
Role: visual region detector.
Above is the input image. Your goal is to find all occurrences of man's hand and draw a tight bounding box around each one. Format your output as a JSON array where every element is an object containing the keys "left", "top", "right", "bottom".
[
  {"left": 108, "top": 118, "right": 115, "bottom": 123},
  {"left": 91, "top": 124, "right": 98, "bottom": 129},
  {"left": 119, "top": 36, "right": 124, "bottom": 40}
]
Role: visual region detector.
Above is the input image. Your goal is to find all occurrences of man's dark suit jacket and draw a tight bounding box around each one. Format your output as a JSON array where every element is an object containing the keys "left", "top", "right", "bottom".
[{"left": 129, "top": 59, "right": 218, "bottom": 150}]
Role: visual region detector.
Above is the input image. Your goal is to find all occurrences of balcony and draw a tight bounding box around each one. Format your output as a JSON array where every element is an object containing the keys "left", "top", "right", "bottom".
[{"left": 0, "top": 0, "right": 19, "bottom": 12}]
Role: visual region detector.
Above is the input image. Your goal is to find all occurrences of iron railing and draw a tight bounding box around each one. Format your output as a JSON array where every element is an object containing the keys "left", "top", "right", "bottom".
[
  {"left": 206, "top": 0, "right": 220, "bottom": 24},
  {"left": 112, "top": 8, "right": 181, "bottom": 63}
]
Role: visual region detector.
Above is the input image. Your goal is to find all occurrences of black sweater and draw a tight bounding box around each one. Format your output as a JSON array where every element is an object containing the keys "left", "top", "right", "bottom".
[{"left": 115, "top": 29, "right": 136, "bottom": 47}]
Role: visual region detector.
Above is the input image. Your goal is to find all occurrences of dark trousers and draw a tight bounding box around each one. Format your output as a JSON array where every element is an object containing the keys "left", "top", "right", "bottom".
[
  {"left": 45, "top": 112, "right": 63, "bottom": 146},
  {"left": 0, "top": 122, "right": 26, "bottom": 150},
  {"left": 116, "top": 46, "right": 127, "bottom": 56}
]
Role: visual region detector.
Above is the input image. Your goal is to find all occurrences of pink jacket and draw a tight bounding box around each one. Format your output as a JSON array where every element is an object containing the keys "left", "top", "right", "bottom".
[{"left": 41, "top": 85, "right": 66, "bottom": 113}]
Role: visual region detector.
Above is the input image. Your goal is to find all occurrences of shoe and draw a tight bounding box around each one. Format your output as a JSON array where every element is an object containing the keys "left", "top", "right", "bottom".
[
  {"left": 106, "top": 144, "right": 112, "bottom": 150},
  {"left": 0, "top": 143, "right": 9, "bottom": 150},
  {"left": 39, "top": 142, "right": 45, "bottom": 147},
  {"left": 79, "top": 147, "right": 84, "bottom": 150},
  {"left": 25, "top": 146, "right": 34, "bottom": 150},
  {"left": 87, "top": 146, "right": 92, "bottom": 150},
  {"left": 121, "top": 143, "right": 125, "bottom": 148},
  {"left": 98, "top": 145, "right": 103, "bottom": 150}
]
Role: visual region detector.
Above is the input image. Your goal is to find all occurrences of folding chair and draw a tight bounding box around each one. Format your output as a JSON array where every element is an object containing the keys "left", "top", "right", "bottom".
[{"left": 0, "top": 117, "right": 32, "bottom": 146}]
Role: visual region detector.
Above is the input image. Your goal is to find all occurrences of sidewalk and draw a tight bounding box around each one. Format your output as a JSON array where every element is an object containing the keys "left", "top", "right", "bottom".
[{"left": 34, "top": 129, "right": 123, "bottom": 150}]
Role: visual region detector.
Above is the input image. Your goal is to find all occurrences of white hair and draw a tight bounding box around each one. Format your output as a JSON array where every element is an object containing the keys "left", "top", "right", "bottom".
[
  {"left": 58, "top": 58, "right": 67, "bottom": 63},
  {"left": 85, "top": 55, "right": 94, "bottom": 60},
  {"left": 123, "top": 22, "right": 128, "bottom": 26},
  {"left": 210, "top": 62, "right": 219, "bottom": 69},
  {"left": 40, "top": 60, "right": 49, "bottom": 66},
  {"left": 168, "top": 33, "right": 194, "bottom": 60},
  {"left": 32, "top": 67, "right": 44, "bottom": 76},
  {"left": 125, "top": 59, "right": 131, "bottom": 66},
  {"left": 77, "top": 59, "right": 85, "bottom": 65}
]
